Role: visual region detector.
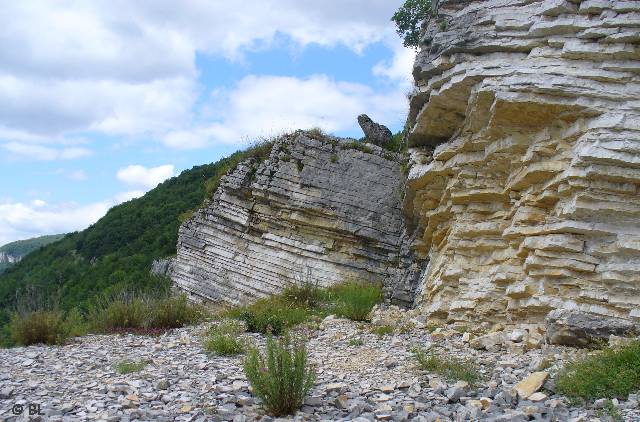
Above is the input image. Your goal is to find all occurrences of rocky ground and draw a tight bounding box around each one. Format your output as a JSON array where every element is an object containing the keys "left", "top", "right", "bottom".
[{"left": 1, "top": 314, "right": 639, "bottom": 422}]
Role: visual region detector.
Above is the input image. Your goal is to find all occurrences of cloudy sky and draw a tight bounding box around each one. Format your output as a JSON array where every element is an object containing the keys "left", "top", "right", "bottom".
[{"left": 0, "top": 0, "right": 415, "bottom": 246}]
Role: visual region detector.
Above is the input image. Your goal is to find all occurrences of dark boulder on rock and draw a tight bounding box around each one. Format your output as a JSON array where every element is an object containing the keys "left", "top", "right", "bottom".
[
  {"left": 357, "top": 114, "right": 392, "bottom": 147},
  {"left": 545, "top": 309, "right": 638, "bottom": 347}
]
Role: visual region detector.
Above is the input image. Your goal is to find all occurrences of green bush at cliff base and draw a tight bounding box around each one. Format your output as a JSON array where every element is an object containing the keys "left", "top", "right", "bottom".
[
  {"left": 556, "top": 341, "right": 640, "bottom": 402},
  {"left": 225, "top": 299, "right": 314, "bottom": 336},
  {"left": 244, "top": 335, "right": 315, "bottom": 416},
  {"left": 224, "top": 281, "right": 383, "bottom": 335},
  {"left": 328, "top": 281, "right": 383, "bottom": 322}
]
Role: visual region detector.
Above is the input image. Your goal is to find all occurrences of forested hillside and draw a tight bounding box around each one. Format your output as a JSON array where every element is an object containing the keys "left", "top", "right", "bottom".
[
  {"left": 0, "top": 234, "right": 65, "bottom": 273},
  {"left": 0, "top": 145, "right": 273, "bottom": 318}
]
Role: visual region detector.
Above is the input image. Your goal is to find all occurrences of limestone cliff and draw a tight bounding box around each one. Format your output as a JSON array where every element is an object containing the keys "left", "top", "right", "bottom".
[
  {"left": 172, "top": 131, "right": 408, "bottom": 304},
  {"left": 404, "top": 0, "right": 640, "bottom": 323}
]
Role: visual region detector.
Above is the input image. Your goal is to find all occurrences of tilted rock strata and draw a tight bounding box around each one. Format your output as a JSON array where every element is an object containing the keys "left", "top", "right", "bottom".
[
  {"left": 405, "top": 0, "right": 640, "bottom": 323},
  {"left": 172, "top": 132, "right": 408, "bottom": 304}
]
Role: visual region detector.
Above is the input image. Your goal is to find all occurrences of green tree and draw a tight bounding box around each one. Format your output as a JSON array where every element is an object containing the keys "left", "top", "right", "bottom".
[{"left": 391, "top": 0, "right": 433, "bottom": 48}]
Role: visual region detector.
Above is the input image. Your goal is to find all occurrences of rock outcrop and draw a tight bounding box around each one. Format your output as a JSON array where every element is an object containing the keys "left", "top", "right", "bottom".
[
  {"left": 358, "top": 114, "right": 393, "bottom": 147},
  {"left": 172, "top": 131, "right": 407, "bottom": 304},
  {"left": 404, "top": 0, "right": 640, "bottom": 324},
  {"left": 545, "top": 308, "right": 638, "bottom": 346}
]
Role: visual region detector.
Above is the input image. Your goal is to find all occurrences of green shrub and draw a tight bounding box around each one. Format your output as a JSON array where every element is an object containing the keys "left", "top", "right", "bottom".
[
  {"left": 244, "top": 336, "right": 315, "bottom": 416},
  {"left": 88, "top": 294, "right": 149, "bottom": 332},
  {"left": 383, "top": 131, "right": 405, "bottom": 153},
  {"left": 204, "top": 320, "right": 245, "bottom": 356},
  {"left": 64, "top": 307, "right": 88, "bottom": 338},
  {"left": 413, "top": 347, "right": 481, "bottom": 385},
  {"left": 10, "top": 310, "right": 68, "bottom": 346},
  {"left": 307, "top": 127, "right": 326, "bottom": 140},
  {"left": 556, "top": 341, "right": 640, "bottom": 402},
  {"left": 329, "top": 281, "right": 382, "bottom": 321},
  {"left": 115, "top": 359, "right": 150, "bottom": 374},
  {"left": 205, "top": 333, "right": 244, "bottom": 356},
  {"left": 229, "top": 300, "right": 313, "bottom": 336},
  {"left": 89, "top": 292, "right": 204, "bottom": 333},
  {"left": 281, "top": 279, "right": 326, "bottom": 309},
  {"left": 148, "top": 294, "right": 204, "bottom": 329}
]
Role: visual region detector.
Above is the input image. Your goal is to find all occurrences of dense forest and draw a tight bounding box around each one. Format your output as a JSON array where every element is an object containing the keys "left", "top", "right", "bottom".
[{"left": 0, "top": 234, "right": 65, "bottom": 273}]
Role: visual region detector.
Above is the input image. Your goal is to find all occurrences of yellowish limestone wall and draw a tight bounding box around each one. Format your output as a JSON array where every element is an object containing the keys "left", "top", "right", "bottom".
[{"left": 405, "top": 0, "right": 640, "bottom": 323}]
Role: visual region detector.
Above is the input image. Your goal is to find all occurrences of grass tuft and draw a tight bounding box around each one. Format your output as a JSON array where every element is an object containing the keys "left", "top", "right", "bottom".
[
  {"left": 204, "top": 320, "right": 245, "bottom": 356},
  {"left": 556, "top": 341, "right": 640, "bottom": 402},
  {"left": 340, "top": 141, "right": 373, "bottom": 154},
  {"left": 329, "top": 281, "right": 382, "bottom": 321},
  {"left": 115, "top": 359, "right": 150, "bottom": 374},
  {"left": 244, "top": 335, "right": 315, "bottom": 416},
  {"left": 227, "top": 300, "right": 312, "bottom": 336},
  {"left": 413, "top": 347, "right": 482, "bottom": 385}
]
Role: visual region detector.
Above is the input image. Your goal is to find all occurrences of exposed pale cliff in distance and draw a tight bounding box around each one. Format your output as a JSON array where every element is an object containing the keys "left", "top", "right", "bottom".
[{"left": 404, "top": 0, "right": 640, "bottom": 324}]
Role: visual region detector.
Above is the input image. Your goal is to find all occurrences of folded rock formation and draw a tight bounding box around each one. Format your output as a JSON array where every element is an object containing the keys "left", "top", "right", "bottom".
[
  {"left": 172, "top": 131, "right": 407, "bottom": 304},
  {"left": 404, "top": 0, "right": 640, "bottom": 324}
]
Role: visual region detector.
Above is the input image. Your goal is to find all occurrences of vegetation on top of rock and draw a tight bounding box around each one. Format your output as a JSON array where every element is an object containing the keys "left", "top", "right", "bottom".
[
  {"left": 392, "top": 0, "right": 433, "bottom": 48},
  {"left": 244, "top": 335, "right": 315, "bottom": 416},
  {"left": 556, "top": 341, "right": 640, "bottom": 402}
]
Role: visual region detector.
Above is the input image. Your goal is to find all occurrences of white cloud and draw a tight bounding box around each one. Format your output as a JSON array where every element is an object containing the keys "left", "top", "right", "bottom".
[
  {"left": 0, "top": 189, "right": 159, "bottom": 246},
  {"left": 0, "top": 74, "right": 196, "bottom": 137},
  {"left": 373, "top": 41, "right": 416, "bottom": 88},
  {"left": 0, "top": 199, "right": 111, "bottom": 246},
  {"left": 116, "top": 164, "right": 176, "bottom": 189},
  {"left": 2, "top": 142, "right": 92, "bottom": 160},
  {"left": 163, "top": 74, "right": 409, "bottom": 149},
  {"left": 0, "top": 0, "right": 409, "bottom": 159}
]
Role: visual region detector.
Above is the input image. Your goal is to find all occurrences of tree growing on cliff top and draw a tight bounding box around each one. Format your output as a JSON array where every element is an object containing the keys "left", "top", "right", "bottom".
[{"left": 392, "top": 0, "right": 432, "bottom": 48}]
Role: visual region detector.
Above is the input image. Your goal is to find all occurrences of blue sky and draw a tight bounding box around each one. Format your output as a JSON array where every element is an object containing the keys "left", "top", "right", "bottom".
[{"left": 0, "top": 1, "right": 414, "bottom": 245}]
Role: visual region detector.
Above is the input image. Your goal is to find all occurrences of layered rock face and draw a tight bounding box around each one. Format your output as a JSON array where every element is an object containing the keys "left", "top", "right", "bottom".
[
  {"left": 405, "top": 0, "right": 640, "bottom": 323},
  {"left": 172, "top": 131, "right": 406, "bottom": 304}
]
